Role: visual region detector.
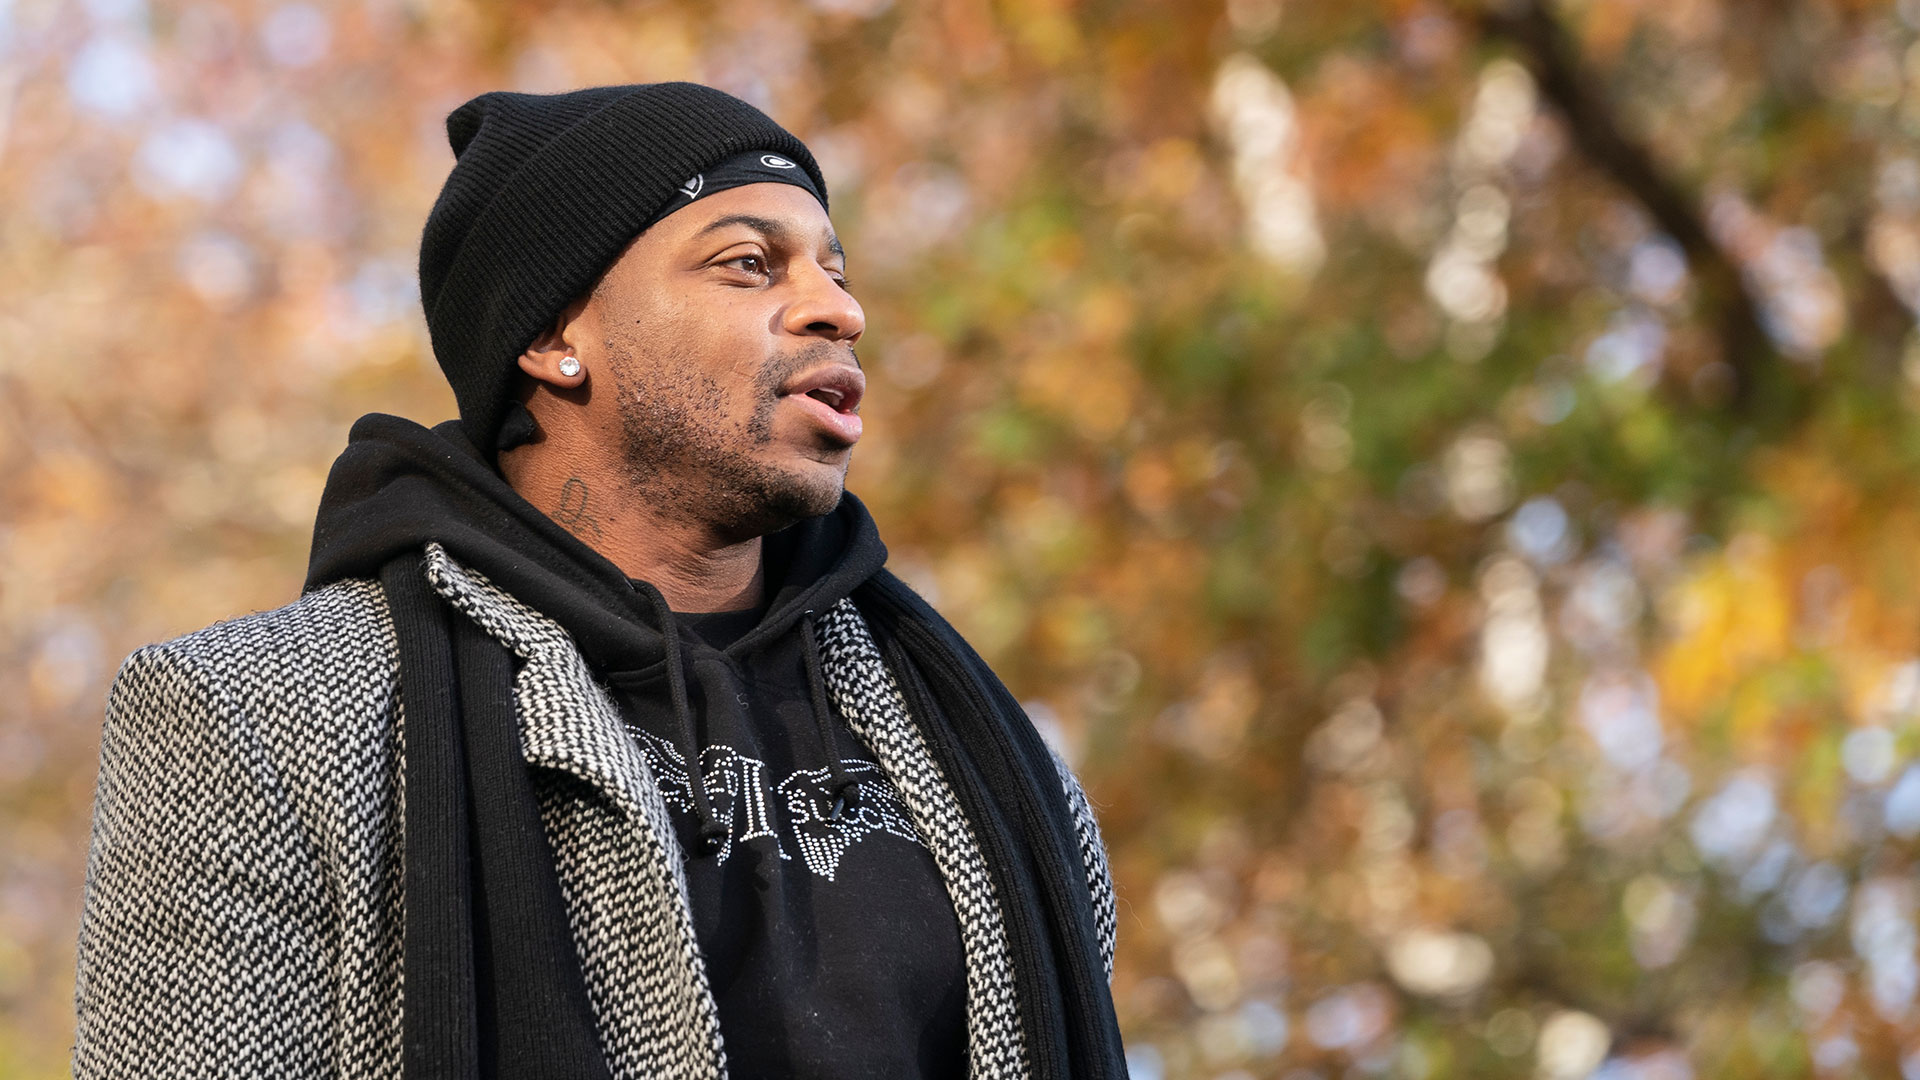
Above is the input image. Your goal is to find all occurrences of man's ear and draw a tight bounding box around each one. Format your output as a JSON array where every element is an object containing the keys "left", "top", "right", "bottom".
[{"left": 518, "top": 298, "right": 590, "bottom": 389}]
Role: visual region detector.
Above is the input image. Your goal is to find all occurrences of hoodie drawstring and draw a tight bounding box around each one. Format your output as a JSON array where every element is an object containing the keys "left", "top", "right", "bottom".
[
  {"left": 632, "top": 580, "right": 730, "bottom": 853},
  {"left": 801, "top": 610, "right": 861, "bottom": 821}
]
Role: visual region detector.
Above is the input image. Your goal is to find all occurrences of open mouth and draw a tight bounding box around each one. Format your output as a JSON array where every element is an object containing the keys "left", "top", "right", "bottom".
[
  {"left": 804, "top": 386, "right": 851, "bottom": 410},
  {"left": 781, "top": 362, "right": 866, "bottom": 445}
]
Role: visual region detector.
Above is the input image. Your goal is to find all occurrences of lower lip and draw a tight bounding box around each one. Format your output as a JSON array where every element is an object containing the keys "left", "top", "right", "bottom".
[{"left": 784, "top": 393, "right": 863, "bottom": 445}]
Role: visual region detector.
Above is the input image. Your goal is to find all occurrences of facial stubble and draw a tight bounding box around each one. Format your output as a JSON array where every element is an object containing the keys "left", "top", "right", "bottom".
[{"left": 606, "top": 334, "right": 850, "bottom": 537}]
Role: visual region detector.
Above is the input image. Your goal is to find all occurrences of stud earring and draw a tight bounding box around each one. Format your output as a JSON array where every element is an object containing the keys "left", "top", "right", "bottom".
[{"left": 558, "top": 355, "right": 582, "bottom": 378}]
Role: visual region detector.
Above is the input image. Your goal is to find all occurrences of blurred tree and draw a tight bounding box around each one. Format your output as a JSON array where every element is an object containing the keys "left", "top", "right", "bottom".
[{"left": 3, "top": 0, "right": 1920, "bottom": 1076}]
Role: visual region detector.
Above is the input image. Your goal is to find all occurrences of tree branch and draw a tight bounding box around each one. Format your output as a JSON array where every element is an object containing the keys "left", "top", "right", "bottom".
[
  {"left": 1837, "top": 213, "right": 1917, "bottom": 382},
  {"left": 1479, "top": 0, "right": 1779, "bottom": 413}
]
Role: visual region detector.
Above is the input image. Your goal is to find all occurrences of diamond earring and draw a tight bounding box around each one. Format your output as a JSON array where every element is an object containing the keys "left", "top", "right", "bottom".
[{"left": 558, "top": 355, "right": 581, "bottom": 378}]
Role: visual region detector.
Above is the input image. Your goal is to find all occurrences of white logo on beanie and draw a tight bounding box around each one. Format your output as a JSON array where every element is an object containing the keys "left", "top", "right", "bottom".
[
  {"left": 759, "top": 154, "right": 797, "bottom": 169},
  {"left": 679, "top": 173, "right": 705, "bottom": 199}
]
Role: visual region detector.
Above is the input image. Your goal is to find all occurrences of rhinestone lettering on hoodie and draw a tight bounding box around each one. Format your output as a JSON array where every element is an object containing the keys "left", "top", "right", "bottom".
[{"left": 632, "top": 726, "right": 925, "bottom": 879}]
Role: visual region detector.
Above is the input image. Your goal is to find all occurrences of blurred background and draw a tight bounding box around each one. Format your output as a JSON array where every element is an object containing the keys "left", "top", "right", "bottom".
[{"left": 5, "top": 0, "right": 1920, "bottom": 1076}]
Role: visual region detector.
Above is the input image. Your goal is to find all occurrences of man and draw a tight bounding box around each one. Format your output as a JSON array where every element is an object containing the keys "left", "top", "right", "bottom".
[{"left": 74, "top": 83, "right": 1124, "bottom": 1079}]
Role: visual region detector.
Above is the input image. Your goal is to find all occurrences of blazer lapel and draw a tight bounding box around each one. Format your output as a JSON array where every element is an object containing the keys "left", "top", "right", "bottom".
[
  {"left": 418, "top": 543, "right": 661, "bottom": 815},
  {"left": 418, "top": 543, "right": 727, "bottom": 1080}
]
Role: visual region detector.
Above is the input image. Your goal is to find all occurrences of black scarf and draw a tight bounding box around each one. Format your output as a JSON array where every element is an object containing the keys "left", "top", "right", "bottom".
[
  {"left": 306, "top": 413, "right": 1126, "bottom": 1078},
  {"left": 379, "top": 554, "right": 611, "bottom": 1079},
  {"left": 858, "top": 573, "right": 1126, "bottom": 1078}
]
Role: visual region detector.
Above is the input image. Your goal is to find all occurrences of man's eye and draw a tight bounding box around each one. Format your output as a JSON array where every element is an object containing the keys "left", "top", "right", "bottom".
[{"left": 727, "top": 254, "right": 768, "bottom": 275}]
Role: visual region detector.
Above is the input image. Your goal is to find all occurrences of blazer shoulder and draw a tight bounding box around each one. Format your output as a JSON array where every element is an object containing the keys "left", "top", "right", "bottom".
[
  {"left": 136, "top": 575, "right": 390, "bottom": 666},
  {"left": 81, "top": 579, "right": 399, "bottom": 1079},
  {"left": 113, "top": 577, "right": 398, "bottom": 736}
]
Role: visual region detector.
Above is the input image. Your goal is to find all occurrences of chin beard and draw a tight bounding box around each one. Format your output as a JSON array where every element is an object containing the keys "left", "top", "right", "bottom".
[
  {"left": 707, "top": 460, "right": 846, "bottom": 536},
  {"left": 608, "top": 340, "right": 853, "bottom": 537},
  {"left": 612, "top": 380, "right": 847, "bottom": 537},
  {"left": 616, "top": 450, "right": 845, "bottom": 540}
]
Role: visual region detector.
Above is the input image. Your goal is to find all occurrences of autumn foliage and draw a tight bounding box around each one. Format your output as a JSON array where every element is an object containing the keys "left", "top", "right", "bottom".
[{"left": 5, "top": 0, "right": 1920, "bottom": 1076}]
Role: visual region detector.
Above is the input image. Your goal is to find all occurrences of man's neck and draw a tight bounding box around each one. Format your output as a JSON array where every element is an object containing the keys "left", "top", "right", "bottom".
[{"left": 500, "top": 440, "right": 765, "bottom": 614}]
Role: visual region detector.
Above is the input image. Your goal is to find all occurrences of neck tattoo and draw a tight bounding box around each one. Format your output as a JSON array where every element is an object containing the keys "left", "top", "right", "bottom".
[{"left": 554, "top": 476, "right": 604, "bottom": 541}]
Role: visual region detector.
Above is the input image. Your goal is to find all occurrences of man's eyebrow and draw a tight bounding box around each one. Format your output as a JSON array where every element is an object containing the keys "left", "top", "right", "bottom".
[{"left": 693, "top": 212, "right": 846, "bottom": 262}]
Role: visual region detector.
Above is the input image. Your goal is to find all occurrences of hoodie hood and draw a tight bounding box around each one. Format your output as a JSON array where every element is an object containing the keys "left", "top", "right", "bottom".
[{"left": 305, "top": 412, "right": 889, "bottom": 677}]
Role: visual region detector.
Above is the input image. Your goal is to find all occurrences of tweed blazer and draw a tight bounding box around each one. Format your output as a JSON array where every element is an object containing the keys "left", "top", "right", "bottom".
[{"left": 74, "top": 545, "right": 1116, "bottom": 1079}]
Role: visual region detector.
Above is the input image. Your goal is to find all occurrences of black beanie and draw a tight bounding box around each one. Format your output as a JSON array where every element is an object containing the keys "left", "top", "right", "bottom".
[{"left": 417, "top": 82, "right": 829, "bottom": 454}]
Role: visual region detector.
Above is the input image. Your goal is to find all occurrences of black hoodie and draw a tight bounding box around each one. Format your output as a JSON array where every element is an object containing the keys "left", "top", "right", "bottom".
[{"left": 306, "top": 414, "right": 966, "bottom": 1078}]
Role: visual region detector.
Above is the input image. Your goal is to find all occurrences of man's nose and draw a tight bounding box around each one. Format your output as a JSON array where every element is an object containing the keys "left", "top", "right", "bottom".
[{"left": 784, "top": 264, "right": 865, "bottom": 345}]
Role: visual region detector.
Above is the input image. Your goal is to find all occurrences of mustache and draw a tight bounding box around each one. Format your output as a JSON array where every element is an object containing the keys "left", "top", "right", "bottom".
[{"left": 755, "top": 340, "right": 860, "bottom": 397}]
